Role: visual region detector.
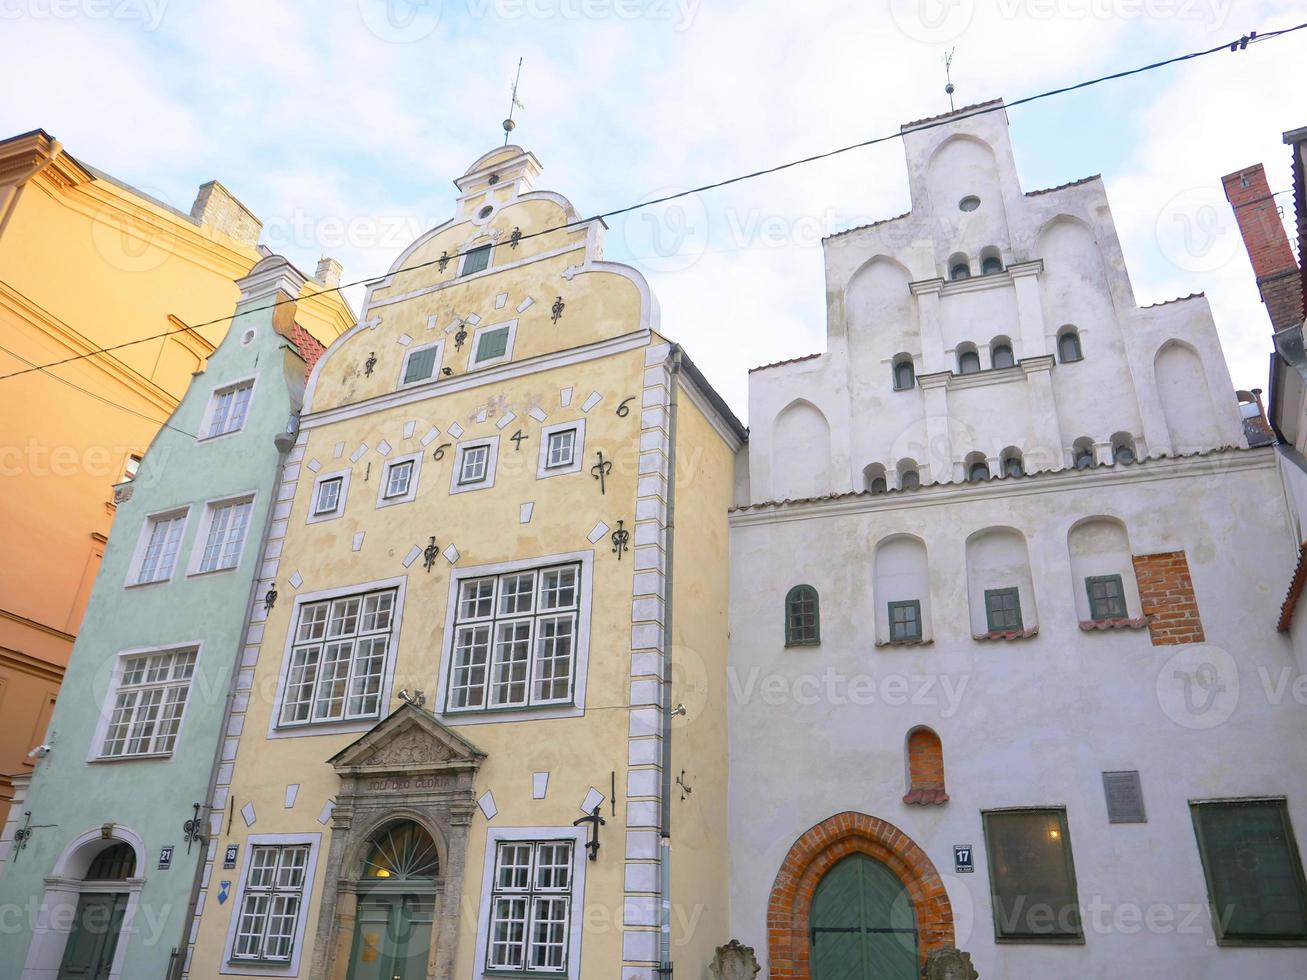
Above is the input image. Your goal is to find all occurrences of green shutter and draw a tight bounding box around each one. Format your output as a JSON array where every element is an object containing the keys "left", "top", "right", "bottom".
[
  {"left": 888, "top": 600, "right": 922, "bottom": 641},
  {"left": 461, "top": 244, "right": 492, "bottom": 276},
  {"left": 475, "top": 327, "right": 510, "bottom": 363},
  {"left": 984, "top": 588, "right": 1023, "bottom": 632},
  {"left": 403, "top": 346, "right": 438, "bottom": 384},
  {"left": 1191, "top": 800, "right": 1307, "bottom": 943},
  {"left": 1085, "top": 574, "right": 1126, "bottom": 620}
]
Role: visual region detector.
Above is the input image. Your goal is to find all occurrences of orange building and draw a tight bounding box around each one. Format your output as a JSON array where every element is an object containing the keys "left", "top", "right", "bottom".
[{"left": 0, "top": 129, "right": 354, "bottom": 824}]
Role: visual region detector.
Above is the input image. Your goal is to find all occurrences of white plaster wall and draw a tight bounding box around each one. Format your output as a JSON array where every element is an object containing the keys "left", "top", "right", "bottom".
[{"left": 727, "top": 453, "right": 1307, "bottom": 979}]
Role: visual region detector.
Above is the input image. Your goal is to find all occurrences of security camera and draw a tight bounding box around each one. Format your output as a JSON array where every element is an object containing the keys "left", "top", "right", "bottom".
[{"left": 28, "top": 744, "right": 51, "bottom": 759}]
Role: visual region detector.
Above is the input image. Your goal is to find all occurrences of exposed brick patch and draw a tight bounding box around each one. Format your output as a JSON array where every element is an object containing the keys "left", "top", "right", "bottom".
[
  {"left": 767, "top": 811, "right": 954, "bottom": 977},
  {"left": 904, "top": 728, "right": 946, "bottom": 806},
  {"left": 1132, "top": 551, "right": 1205, "bottom": 645},
  {"left": 1222, "top": 164, "right": 1303, "bottom": 330}
]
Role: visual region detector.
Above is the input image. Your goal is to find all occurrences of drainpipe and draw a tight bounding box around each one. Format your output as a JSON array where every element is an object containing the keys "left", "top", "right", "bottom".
[
  {"left": 658, "top": 348, "right": 682, "bottom": 977},
  {"left": 169, "top": 413, "right": 297, "bottom": 979}
]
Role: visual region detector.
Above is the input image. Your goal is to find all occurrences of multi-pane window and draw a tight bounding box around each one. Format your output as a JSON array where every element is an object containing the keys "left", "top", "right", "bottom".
[
  {"left": 461, "top": 244, "right": 492, "bottom": 277},
  {"left": 206, "top": 380, "right": 254, "bottom": 438},
  {"left": 1191, "top": 799, "right": 1307, "bottom": 943},
  {"left": 460, "top": 444, "right": 491, "bottom": 485},
  {"left": 384, "top": 460, "right": 414, "bottom": 499},
  {"left": 546, "top": 429, "right": 576, "bottom": 469},
  {"left": 100, "top": 648, "right": 196, "bottom": 757},
  {"left": 136, "top": 511, "right": 187, "bottom": 584},
  {"left": 402, "top": 345, "right": 439, "bottom": 384},
  {"left": 474, "top": 325, "right": 511, "bottom": 364},
  {"left": 198, "top": 498, "right": 253, "bottom": 573},
  {"left": 784, "top": 585, "right": 820, "bottom": 646},
  {"left": 888, "top": 600, "right": 922, "bottom": 642},
  {"left": 487, "top": 840, "right": 574, "bottom": 973},
  {"left": 1085, "top": 574, "right": 1127, "bottom": 621},
  {"left": 314, "top": 477, "right": 342, "bottom": 515},
  {"left": 983, "top": 808, "right": 1083, "bottom": 941},
  {"left": 985, "top": 587, "right": 1023, "bottom": 632},
  {"left": 232, "top": 845, "right": 309, "bottom": 962},
  {"left": 447, "top": 564, "right": 581, "bottom": 712},
  {"left": 279, "top": 589, "right": 397, "bottom": 726}
]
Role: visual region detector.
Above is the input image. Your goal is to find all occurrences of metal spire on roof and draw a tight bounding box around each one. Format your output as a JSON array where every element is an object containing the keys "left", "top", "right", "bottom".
[
  {"left": 944, "top": 48, "right": 957, "bottom": 112},
  {"left": 502, "top": 58, "right": 525, "bottom": 145}
]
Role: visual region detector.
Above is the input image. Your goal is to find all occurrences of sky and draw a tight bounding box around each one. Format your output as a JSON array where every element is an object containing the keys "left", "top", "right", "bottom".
[{"left": 2, "top": 0, "right": 1303, "bottom": 421}]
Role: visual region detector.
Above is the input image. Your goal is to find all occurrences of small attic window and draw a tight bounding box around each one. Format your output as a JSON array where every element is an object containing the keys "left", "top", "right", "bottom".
[
  {"left": 487, "top": 173, "right": 500, "bottom": 185},
  {"left": 959, "top": 196, "right": 980, "bottom": 212},
  {"left": 478, "top": 205, "right": 493, "bottom": 219}
]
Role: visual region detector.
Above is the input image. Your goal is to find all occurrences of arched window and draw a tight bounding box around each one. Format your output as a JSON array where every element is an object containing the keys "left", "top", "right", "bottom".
[
  {"left": 1111, "top": 432, "right": 1137, "bottom": 465},
  {"left": 991, "top": 338, "right": 1015, "bottom": 369},
  {"left": 785, "top": 585, "right": 820, "bottom": 646},
  {"left": 904, "top": 727, "right": 947, "bottom": 805},
  {"left": 863, "top": 463, "right": 888, "bottom": 494},
  {"left": 980, "top": 246, "right": 1004, "bottom": 275},
  {"left": 1072, "top": 438, "right": 1095, "bottom": 470},
  {"left": 948, "top": 253, "right": 971, "bottom": 280},
  {"left": 1058, "top": 327, "right": 1083, "bottom": 363},
  {"left": 897, "top": 459, "right": 921, "bottom": 491},
  {"left": 965, "top": 453, "right": 990, "bottom": 483},
  {"left": 957, "top": 347, "right": 981, "bottom": 374},
  {"left": 362, "top": 821, "right": 439, "bottom": 880},
  {"left": 1001, "top": 448, "right": 1024, "bottom": 478},
  {"left": 892, "top": 355, "right": 915, "bottom": 391},
  {"left": 86, "top": 842, "right": 136, "bottom": 881}
]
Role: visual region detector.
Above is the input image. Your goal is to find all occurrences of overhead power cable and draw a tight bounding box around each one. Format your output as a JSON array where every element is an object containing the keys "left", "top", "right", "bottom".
[{"left": 1, "top": 23, "right": 1302, "bottom": 385}]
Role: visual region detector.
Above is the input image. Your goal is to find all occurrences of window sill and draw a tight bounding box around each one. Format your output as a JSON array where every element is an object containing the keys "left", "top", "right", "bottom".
[
  {"left": 88, "top": 751, "right": 174, "bottom": 764},
  {"left": 784, "top": 640, "right": 820, "bottom": 649},
  {"left": 125, "top": 577, "right": 173, "bottom": 589},
  {"left": 1212, "top": 936, "right": 1307, "bottom": 947},
  {"left": 993, "top": 934, "right": 1085, "bottom": 945},
  {"left": 196, "top": 428, "right": 245, "bottom": 444},
  {"left": 481, "top": 971, "right": 570, "bottom": 979},
  {"left": 902, "top": 787, "right": 948, "bottom": 805},
  {"left": 187, "top": 565, "right": 238, "bottom": 579},
  {"left": 876, "top": 637, "right": 932, "bottom": 648},
  {"left": 1079, "top": 617, "right": 1149, "bottom": 631},
  {"left": 973, "top": 627, "right": 1039, "bottom": 642}
]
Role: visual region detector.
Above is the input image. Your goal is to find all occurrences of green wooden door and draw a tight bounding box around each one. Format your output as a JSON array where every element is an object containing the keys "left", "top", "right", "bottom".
[
  {"left": 347, "top": 892, "right": 435, "bottom": 980},
  {"left": 56, "top": 892, "right": 127, "bottom": 980},
  {"left": 810, "top": 854, "right": 918, "bottom": 980}
]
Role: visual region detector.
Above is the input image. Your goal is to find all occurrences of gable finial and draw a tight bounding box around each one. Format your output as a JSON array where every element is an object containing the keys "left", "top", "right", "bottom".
[
  {"left": 943, "top": 48, "right": 957, "bottom": 112},
  {"left": 502, "top": 57, "right": 525, "bottom": 146}
]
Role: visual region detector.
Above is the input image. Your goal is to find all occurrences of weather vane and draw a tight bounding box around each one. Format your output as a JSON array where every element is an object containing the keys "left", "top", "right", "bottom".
[
  {"left": 943, "top": 48, "right": 957, "bottom": 112},
  {"left": 502, "top": 58, "right": 525, "bottom": 145}
]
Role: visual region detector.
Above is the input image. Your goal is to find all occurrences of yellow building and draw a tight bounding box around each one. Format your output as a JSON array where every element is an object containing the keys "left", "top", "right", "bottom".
[
  {"left": 0, "top": 129, "right": 353, "bottom": 826},
  {"left": 184, "top": 146, "right": 743, "bottom": 980}
]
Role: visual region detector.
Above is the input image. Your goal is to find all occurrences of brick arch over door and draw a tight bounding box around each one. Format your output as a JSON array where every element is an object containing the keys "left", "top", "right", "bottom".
[{"left": 767, "top": 811, "right": 954, "bottom": 977}]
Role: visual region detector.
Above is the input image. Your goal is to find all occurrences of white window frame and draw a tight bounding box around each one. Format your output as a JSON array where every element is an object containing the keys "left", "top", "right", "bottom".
[
  {"left": 187, "top": 493, "right": 257, "bottom": 576},
  {"left": 536, "top": 419, "right": 586, "bottom": 479},
  {"left": 221, "top": 832, "right": 321, "bottom": 977},
  {"left": 376, "top": 451, "right": 422, "bottom": 509},
  {"left": 397, "top": 339, "right": 444, "bottom": 388},
  {"left": 267, "top": 577, "right": 407, "bottom": 740},
  {"left": 199, "top": 376, "right": 257, "bottom": 442},
  {"left": 468, "top": 319, "right": 518, "bottom": 370},
  {"left": 126, "top": 506, "right": 190, "bottom": 587},
  {"left": 87, "top": 642, "right": 203, "bottom": 762},
  {"left": 306, "top": 468, "right": 351, "bottom": 525},
  {"left": 435, "top": 552, "right": 592, "bottom": 726},
  {"left": 474, "top": 826, "right": 587, "bottom": 980},
  {"left": 450, "top": 436, "right": 501, "bottom": 495}
]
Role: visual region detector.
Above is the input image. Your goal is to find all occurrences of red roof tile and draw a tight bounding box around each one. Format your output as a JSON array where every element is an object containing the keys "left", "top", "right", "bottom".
[
  {"left": 903, "top": 788, "right": 949, "bottom": 806},
  {"left": 1025, "top": 174, "right": 1101, "bottom": 197},
  {"left": 289, "top": 323, "right": 327, "bottom": 379},
  {"left": 748, "top": 352, "right": 823, "bottom": 374},
  {"left": 1277, "top": 542, "right": 1307, "bottom": 632},
  {"left": 1078, "top": 617, "right": 1150, "bottom": 631}
]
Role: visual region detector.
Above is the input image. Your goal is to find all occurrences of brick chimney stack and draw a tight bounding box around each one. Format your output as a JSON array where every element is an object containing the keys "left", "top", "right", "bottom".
[{"left": 1222, "top": 163, "right": 1303, "bottom": 331}]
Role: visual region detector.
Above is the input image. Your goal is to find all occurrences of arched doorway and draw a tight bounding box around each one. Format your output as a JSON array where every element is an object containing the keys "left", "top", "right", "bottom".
[
  {"left": 55, "top": 842, "right": 135, "bottom": 980},
  {"left": 810, "top": 854, "right": 917, "bottom": 979},
  {"left": 767, "top": 812, "right": 953, "bottom": 978},
  {"left": 347, "top": 820, "right": 440, "bottom": 980}
]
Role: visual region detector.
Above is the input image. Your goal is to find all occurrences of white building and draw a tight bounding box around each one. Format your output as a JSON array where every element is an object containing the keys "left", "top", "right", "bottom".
[{"left": 726, "top": 101, "right": 1307, "bottom": 978}]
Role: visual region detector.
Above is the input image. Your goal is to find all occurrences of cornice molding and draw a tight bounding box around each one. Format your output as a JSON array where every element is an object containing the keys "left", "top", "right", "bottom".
[
  {"left": 0, "top": 644, "right": 66, "bottom": 684},
  {"left": 730, "top": 448, "right": 1276, "bottom": 527},
  {"left": 0, "top": 606, "right": 75, "bottom": 646}
]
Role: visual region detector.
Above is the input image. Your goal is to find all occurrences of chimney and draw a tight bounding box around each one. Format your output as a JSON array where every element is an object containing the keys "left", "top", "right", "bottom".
[
  {"left": 1222, "top": 164, "right": 1303, "bottom": 331},
  {"left": 314, "top": 256, "right": 343, "bottom": 289},
  {"left": 191, "top": 180, "right": 262, "bottom": 249}
]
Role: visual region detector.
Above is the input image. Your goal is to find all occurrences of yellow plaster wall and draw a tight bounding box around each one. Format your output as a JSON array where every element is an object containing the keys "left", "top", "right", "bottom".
[{"left": 666, "top": 387, "right": 735, "bottom": 978}]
